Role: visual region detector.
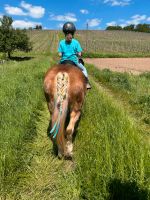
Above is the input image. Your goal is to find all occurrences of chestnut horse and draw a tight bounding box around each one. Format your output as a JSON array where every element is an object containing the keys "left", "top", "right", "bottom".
[{"left": 44, "top": 64, "right": 87, "bottom": 158}]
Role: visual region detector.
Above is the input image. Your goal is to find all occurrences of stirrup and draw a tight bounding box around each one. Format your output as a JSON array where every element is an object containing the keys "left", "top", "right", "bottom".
[
  {"left": 85, "top": 77, "right": 91, "bottom": 89},
  {"left": 86, "top": 82, "right": 91, "bottom": 89}
]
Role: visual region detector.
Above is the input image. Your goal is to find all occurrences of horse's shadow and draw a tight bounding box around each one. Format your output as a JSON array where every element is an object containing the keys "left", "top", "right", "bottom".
[
  {"left": 107, "top": 178, "right": 149, "bottom": 200},
  {"left": 10, "top": 56, "right": 33, "bottom": 61}
]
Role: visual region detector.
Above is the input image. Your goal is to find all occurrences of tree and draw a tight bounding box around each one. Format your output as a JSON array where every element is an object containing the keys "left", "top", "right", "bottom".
[
  {"left": 35, "top": 25, "right": 42, "bottom": 30},
  {"left": 106, "top": 26, "right": 122, "bottom": 30},
  {"left": 0, "top": 15, "right": 32, "bottom": 59},
  {"left": 135, "top": 24, "right": 150, "bottom": 33},
  {"left": 106, "top": 23, "right": 150, "bottom": 33},
  {"left": 123, "top": 24, "right": 135, "bottom": 31}
]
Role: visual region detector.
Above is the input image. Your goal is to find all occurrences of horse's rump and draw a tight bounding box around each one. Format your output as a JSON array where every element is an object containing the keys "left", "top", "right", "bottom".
[{"left": 44, "top": 64, "right": 86, "bottom": 158}]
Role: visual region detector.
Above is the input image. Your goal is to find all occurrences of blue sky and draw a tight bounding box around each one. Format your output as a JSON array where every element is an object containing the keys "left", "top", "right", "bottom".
[{"left": 0, "top": 0, "right": 150, "bottom": 30}]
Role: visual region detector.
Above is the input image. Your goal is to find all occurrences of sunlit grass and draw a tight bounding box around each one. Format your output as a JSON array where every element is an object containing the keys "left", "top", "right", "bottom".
[
  {"left": 72, "top": 81, "right": 149, "bottom": 199},
  {"left": 0, "top": 55, "right": 51, "bottom": 196},
  {"left": 5, "top": 78, "right": 149, "bottom": 200},
  {"left": 87, "top": 64, "right": 150, "bottom": 128},
  {"left": 0, "top": 55, "right": 149, "bottom": 199}
]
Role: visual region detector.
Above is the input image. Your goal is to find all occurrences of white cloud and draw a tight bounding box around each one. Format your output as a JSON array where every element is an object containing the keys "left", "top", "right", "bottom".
[
  {"left": 0, "top": 14, "right": 3, "bottom": 25},
  {"left": 4, "top": 1, "right": 45, "bottom": 18},
  {"left": 104, "top": 0, "right": 131, "bottom": 6},
  {"left": 106, "top": 14, "right": 150, "bottom": 28},
  {"left": 57, "top": 23, "right": 64, "bottom": 28},
  {"left": 125, "top": 14, "right": 146, "bottom": 26},
  {"left": 87, "top": 18, "right": 101, "bottom": 27},
  {"left": 0, "top": 14, "right": 3, "bottom": 18},
  {"left": 49, "top": 13, "right": 77, "bottom": 22},
  {"left": 131, "top": 14, "right": 146, "bottom": 21},
  {"left": 20, "top": 1, "right": 31, "bottom": 10},
  {"left": 119, "top": 23, "right": 127, "bottom": 27},
  {"left": 147, "top": 17, "right": 150, "bottom": 21},
  {"left": 80, "top": 9, "right": 89, "bottom": 14},
  {"left": 4, "top": 5, "right": 26, "bottom": 16},
  {"left": 12, "top": 20, "right": 41, "bottom": 29},
  {"left": 106, "top": 21, "right": 117, "bottom": 26},
  {"left": 20, "top": 1, "right": 45, "bottom": 18}
]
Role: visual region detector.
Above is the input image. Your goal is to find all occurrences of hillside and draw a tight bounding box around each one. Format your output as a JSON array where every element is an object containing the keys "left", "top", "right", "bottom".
[{"left": 26, "top": 30, "right": 150, "bottom": 57}]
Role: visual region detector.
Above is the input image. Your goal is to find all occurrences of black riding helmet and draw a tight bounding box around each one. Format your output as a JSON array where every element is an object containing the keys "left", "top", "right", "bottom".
[{"left": 62, "top": 22, "right": 76, "bottom": 35}]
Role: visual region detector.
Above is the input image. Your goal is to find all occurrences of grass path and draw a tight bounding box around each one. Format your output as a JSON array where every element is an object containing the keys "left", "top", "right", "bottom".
[
  {"left": 7, "top": 104, "right": 79, "bottom": 200},
  {"left": 7, "top": 77, "right": 149, "bottom": 199},
  {"left": 8, "top": 104, "right": 64, "bottom": 199}
]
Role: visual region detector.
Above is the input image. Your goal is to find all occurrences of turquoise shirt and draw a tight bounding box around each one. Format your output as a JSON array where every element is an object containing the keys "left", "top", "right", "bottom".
[{"left": 58, "top": 39, "right": 82, "bottom": 64}]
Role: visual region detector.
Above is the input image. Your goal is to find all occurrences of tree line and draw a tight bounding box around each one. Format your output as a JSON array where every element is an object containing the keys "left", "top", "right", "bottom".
[
  {"left": 28, "top": 25, "right": 43, "bottom": 30},
  {"left": 106, "top": 24, "right": 150, "bottom": 33}
]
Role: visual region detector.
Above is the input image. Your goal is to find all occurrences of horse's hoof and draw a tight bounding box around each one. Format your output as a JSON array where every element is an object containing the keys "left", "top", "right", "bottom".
[
  {"left": 64, "top": 151, "right": 73, "bottom": 160},
  {"left": 64, "top": 154, "right": 73, "bottom": 160},
  {"left": 58, "top": 152, "right": 63, "bottom": 159}
]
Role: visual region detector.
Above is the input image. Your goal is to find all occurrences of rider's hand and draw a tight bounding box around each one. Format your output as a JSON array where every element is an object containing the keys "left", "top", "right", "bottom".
[
  {"left": 58, "top": 52, "right": 62, "bottom": 57},
  {"left": 77, "top": 52, "right": 82, "bottom": 58}
]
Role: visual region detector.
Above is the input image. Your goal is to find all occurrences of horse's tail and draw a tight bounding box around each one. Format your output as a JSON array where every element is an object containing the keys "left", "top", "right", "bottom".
[{"left": 50, "top": 72, "right": 69, "bottom": 157}]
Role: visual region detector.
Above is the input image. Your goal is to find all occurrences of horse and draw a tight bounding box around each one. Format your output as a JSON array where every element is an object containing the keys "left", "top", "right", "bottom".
[{"left": 43, "top": 63, "right": 87, "bottom": 159}]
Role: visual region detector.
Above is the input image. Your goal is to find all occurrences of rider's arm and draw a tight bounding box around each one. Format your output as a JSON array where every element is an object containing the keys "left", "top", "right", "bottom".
[
  {"left": 76, "top": 40, "right": 83, "bottom": 58},
  {"left": 58, "top": 41, "right": 63, "bottom": 57}
]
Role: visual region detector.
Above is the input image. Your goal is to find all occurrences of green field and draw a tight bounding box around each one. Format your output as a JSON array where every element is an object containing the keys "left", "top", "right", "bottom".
[{"left": 0, "top": 30, "right": 150, "bottom": 199}]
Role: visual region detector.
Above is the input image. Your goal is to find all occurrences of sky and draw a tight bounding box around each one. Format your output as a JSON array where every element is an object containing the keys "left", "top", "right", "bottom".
[{"left": 0, "top": 0, "right": 150, "bottom": 30}]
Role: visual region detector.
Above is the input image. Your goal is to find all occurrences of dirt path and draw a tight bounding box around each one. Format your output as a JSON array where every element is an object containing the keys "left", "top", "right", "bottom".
[{"left": 85, "top": 58, "right": 150, "bottom": 74}]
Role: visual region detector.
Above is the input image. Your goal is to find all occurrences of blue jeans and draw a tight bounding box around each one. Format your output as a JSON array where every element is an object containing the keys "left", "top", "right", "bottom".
[{"left": 76, "top": 62, "right": 88, "bottom": 78}]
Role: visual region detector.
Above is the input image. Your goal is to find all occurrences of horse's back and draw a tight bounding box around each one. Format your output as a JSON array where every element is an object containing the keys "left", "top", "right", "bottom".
[{"left": 44, "top": 64, "right": 86, "bottom": 99}]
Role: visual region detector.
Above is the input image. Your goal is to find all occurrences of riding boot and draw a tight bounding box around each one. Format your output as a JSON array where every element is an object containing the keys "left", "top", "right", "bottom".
[{"left": 85, "top": 77, "right": 92, "bottom": 89}]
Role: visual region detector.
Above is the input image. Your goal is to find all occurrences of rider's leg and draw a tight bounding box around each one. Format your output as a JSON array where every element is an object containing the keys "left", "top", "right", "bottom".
[
  {"left": 76, "top": 62, "right": 88, "bottom": 78},
  {"left": 76, "top": 62, "right": 91, "bottom": 89}
]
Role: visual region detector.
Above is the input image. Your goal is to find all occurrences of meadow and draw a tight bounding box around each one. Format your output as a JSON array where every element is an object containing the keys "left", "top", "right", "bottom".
[{"left": 0, "top": 30, "right": 149, "bottom": 199}]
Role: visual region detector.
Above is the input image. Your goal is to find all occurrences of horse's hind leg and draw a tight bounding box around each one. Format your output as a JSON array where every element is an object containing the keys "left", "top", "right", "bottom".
[{"left": 65, "top": 109, "right": 81, "bottom": 158}]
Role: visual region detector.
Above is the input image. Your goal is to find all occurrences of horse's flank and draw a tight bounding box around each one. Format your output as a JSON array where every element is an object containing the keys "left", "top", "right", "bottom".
[{"left": 44, "top": 64, "right": 86, "bottom": 158}]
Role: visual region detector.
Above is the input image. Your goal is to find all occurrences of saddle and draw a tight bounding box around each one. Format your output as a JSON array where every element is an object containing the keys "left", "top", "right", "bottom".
[
  {"left": 60, "top": 59, "right": 91, "bottom": 90},
  {"left": 60, "top": 58, "right": 85, "bottom": 66},
  {"left": 60, "top": 60, "right": 77, "bottom": 66}
]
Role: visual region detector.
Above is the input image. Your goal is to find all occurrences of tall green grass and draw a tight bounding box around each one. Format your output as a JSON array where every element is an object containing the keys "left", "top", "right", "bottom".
[
  {"left": 82, "top": 52, "right": 150, "bottom": 58},
  {"left": 0, "top": 56, "right": 52, "bottom": 195},
  {"left": 59, "top": 81, "right": 149, "bottom": 199},
  {"left": 6, "top": 80, "right": 149, "bottom": 200},
  {"left": 87, "top": 65, "right": 150, "bottom": 127},
  {"left": 0, "top": 55, "right": 149, "bottom": 199}
]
